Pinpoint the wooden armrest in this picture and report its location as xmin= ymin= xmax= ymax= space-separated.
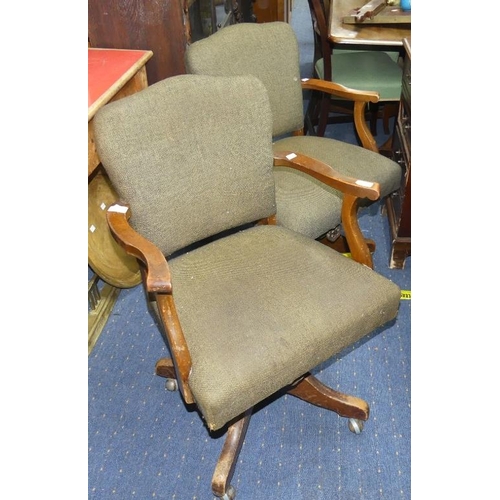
xmin=301 ymin=78 xmax=380 ymax=153
xmin=274 ymin=151 xmax=378 ymax=268
xmin=301 ymin=78 xmax=380 ymax=103
xmin=107 ymin=203 xmax=195 ymax=404
xmin=106 ymin=204 xmax=172 ymax=294
xmin=273 ymin=151 xmax=381 ymax=201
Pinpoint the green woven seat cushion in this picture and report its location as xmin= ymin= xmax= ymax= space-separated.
xmin=331 ymin=46 xmax=401 ymax=63
xmin=315 ymin=50 xmax=402 ymax=101
xmin=168 ymin=225 xmax=401 ymax=430
xmin=272 ymin=136 xmax=402 ymax=237
xmin=272 ymin=163 xmax=343 ymax=239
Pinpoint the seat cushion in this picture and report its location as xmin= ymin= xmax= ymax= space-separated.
xmin=272 ymin=164 xmax=344 ymax=239
xmin=168 ymin=225 xmax=401 ymax=430
xmin=315 ymin=50 xmax=402 ymax=101
xmin=272 ymin=136 xmax=402 ymax=238
xmin=330 ymin=46 xmax=401 ymax=64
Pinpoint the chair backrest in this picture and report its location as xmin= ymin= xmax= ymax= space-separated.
xmin=185 ymin=22 xmax=304 ymax=138
xmin=93 ymin=74 xmax=277 ymax=257
xmin=307 ymin=0 xmax=334 ymax=82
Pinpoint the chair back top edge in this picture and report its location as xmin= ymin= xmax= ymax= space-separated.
xmin=185 ymin=22 xmax=305 ymax=137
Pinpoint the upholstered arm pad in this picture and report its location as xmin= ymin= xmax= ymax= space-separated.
xmin=301 ymin=77 xmax=380 ymax=103
xmin=273 ymin=151 xmax=381 ymax=201
xmin=106 ymin=204 xmax=172 ymax=294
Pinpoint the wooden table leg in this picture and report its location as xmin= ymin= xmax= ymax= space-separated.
xmin=88 ymin=273 xmax=121 ymax=354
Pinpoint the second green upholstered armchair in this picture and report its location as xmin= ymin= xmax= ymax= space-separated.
xmin=184 ymin=21 xmax=402 ymax=268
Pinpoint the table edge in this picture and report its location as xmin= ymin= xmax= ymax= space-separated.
xmin=88 ymin=49 xmax=153 ymax=122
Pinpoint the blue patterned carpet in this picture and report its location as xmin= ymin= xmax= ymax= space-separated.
xmin=88 ymin=3 xmax=411 ymax=498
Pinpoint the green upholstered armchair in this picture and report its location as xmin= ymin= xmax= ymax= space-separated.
xmin=93 ymin=73 xmax=401 ymax=499
xmin=184 ymin=21 xmax=402 ymax=268
xmin=307 ymin=0 xmax=402 ymax=139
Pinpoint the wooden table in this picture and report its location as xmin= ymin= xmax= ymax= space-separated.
xmin=328 ymin=0 xmax=411 ymax=46
xmin=88 ymin=48 xmax=153 ymax=354
xmin=88 ymin=48 xmax=153 ymax=176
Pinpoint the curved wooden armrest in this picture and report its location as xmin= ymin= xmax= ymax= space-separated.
xmin=301 ymin=78 xmax=380 ymax=153
xmin=106 ymin=204 xmax=172 ymax=294
xmin=107 ymin=204 xmax=195 ymax=403
xmin=274 ymin=152 xmax=377 ymax=268
xmin=273 ymin=151 xmax=381 ymax=201
xmin=301 ymin=78 xmax=380 ymax=104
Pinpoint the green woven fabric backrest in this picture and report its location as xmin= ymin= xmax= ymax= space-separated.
xmin=93 ymin=74 xmax=276 ymax=257
xmin=185 ymin=22 xmax=305 ymax=138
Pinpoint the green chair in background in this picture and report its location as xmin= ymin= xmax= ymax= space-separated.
xmin=306 ymin=0 xmax=402 ymax=139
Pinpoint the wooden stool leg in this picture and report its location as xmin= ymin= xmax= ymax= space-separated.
xmin=212 ymin=409 xmax=252 ymax=498
xmin=288 ymin=373 xmax=369 ymax=421
xmin=383 ymin=105 xmax=391 ymax=134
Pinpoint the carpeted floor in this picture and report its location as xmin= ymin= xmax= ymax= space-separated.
xmin=88 ymin=2 xmax=411 ymax=499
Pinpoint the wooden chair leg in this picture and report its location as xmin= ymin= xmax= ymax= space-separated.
xmin=378 ymin=134 xmax=394 ymax=158
xmin=155 ymin=357 xmax=176 ymax=379
xmin=316 ymin=94 xmax=330 ymax=137
xmin=212 ymin=409 xmax=252 ymax=499
xmin=382 ymin=102 xmax=399 ymax=134
xmin=156 ymin=358 xmax=251 ymax=498
xmin=155 ymin=357 xmax=180 ymax=391
xmin=288 ymin=373 xmax=369 ymax=421
xmin=369 ymin=102 xmax=379 ymax=136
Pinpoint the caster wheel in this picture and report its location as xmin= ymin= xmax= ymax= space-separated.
xmin=165 ymin=378 xmax=178 ymax=391
xmin=348 ymin=418 xmax=364 ymax=435
xmin=219 ymin=484 xmax=236 ymax=500
xmin=326 ymin=225 xmax=341 ymax=242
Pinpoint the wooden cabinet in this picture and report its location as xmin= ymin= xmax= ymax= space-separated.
xmin=253 ymin=0 xmax=293 ymax=22
xmin=386 ymin=37 xmax=411 ymax=269
xmin=88 ymin=0 xmax=254 ymax=83
xmin=88 ymin=0 xmax=188 ymax=85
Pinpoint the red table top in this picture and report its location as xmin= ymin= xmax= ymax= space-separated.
xmin=88 ymin=48 xmax=153 ymax=120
